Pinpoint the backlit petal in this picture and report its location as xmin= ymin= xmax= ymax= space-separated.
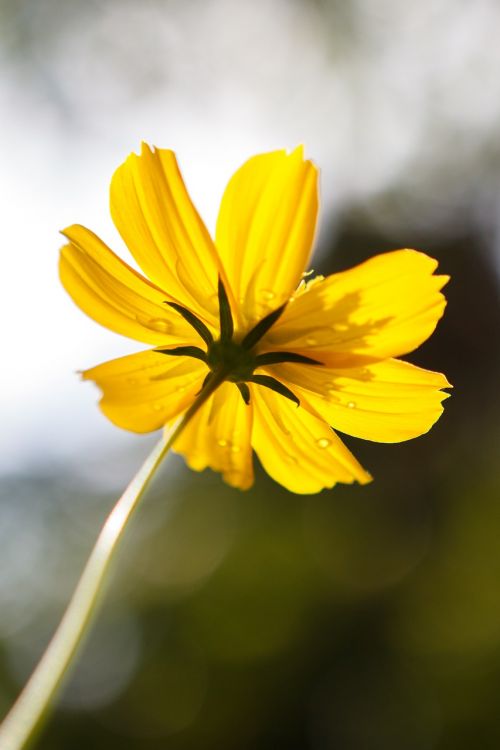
xmin=264 ymin=250 xmax=448 ymax=365
xmin=215 ymin=148 xmax=318 ymax=328
xmin=60 ymin=225 xmax=199 ymax=345
xmin=266 ymin=358 xmax=451 ymax=443
xmin=250 ymin=385 xmax=371 ymax=494
xmin=83 ymin=350 xmax=207 ymax=433
xmin=110 ymin=144 xmax=227 ymax=323
xmin=173 ymin=382 xmax=254 ymax=489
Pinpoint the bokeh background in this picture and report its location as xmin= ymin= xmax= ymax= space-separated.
xmin=1 ymin=0 xmax=500 ymax=747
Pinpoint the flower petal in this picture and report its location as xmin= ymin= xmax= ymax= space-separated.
xmin=173 ymin=382 xmax=254 ymax=489
xmin=83 ymin=350 xmax=207 ymax=433
xmin=215 ymin=148 xmax=318 ymax=327
xmin=264 ymin=250 xmax=448 ymax=365
xmin=266 ymin=358 xmax=451 ymax=443
xmin=110 ymin=144 xmax=227 ymax=322
xmin=250 ymin=385 xmax=371 ymax=494
xmin=60 ymin=225 xmax=200 ymax=345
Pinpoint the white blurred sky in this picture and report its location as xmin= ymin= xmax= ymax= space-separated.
xmin=1 ymin=0 xmax=500 ymax=474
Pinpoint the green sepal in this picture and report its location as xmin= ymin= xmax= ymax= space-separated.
xmin=196 ymin=371 xmax=213 ymax=395
xmin=156 ymin=346 xmax=208 ymax=363
xmin=241 ymin=303 xmax=287 ymax=350
xmin=236 ymin=382 xmax=251 ymax=405
xmin=166 ymin=302 xmax=213 ymax=346
xmin=254 ymin=351 xmax=322 ymax=367
xmin=218 ymin=277 xmax=234 ymax=342
xmin=249 ymin=374 xmax=300 ymax=407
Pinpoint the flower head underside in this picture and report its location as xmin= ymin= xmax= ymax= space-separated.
xmin=59 ymin=144 xmax=450 ymax=493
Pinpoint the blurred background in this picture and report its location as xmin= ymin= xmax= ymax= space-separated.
xmin=1 ymin=0 xmax=500 ymax=747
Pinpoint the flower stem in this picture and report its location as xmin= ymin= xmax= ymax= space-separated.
xmin=0 ymin=371 xmax=227 ymax=750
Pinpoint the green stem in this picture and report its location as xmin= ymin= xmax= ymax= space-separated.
xmin=0 ymin=371 xmax=227 ymax=750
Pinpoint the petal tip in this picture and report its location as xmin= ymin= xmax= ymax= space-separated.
xmin=290 ymin=143 xmax=305 ymax=159
xmin=359 ymin=474 xmax=373 ymax=486
xmin=60 ymin=224 xmax=81 ymax=241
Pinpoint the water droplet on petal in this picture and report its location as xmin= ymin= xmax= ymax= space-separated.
xmin=347 ymin=401 xmax=356 ymax=409
xmin=230 ymin=444 xmax=241 ymax=454
xmin=152 ymin=402 xmax=163 ymax=412
xmin=217 ymin=438 xmax=228 ymax=447
xmin=316 ymin=437 xmax=331 ymax=449
xmin=147 ymin=318 xmax=172 ymax=334
xmin=326 ymin=389 xmax=340 ymax=402
xmin=324 ymin=382 xmax=338 ymax=398
xmin=259 ymin=289 xmax=275 ymax=302
xmin=306 ymin=337 xmax=317 ymax=346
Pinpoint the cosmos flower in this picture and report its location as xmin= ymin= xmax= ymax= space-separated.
xmin=59 ymin=145 xmax=450 ymax=493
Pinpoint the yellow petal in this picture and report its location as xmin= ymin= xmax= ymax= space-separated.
xmin=250 ymin=385 xmax=371 ymax=494
xmin=60 ymin=225 xmax=200 ymax=345
xmin=215 ymin=147 xmax=318 ymax=328
xmin=173 ymin=382 xmax=254 ymax=489
xmin=264 ymin=250 xmax=448 ymax=365
xmin=83 ymin=350 xmax=207 ymax=433
xmin=266 ymin=358 xmax=451 ymax=443
xmin=110 ymin=144 xmax=227 ymax=323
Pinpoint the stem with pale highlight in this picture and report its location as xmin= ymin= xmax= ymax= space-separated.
xmin=0 ymin=371 xmax=227 ymax=750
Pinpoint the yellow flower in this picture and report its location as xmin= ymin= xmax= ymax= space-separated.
xmin=60 ymin=144 xmax=450 ymax=493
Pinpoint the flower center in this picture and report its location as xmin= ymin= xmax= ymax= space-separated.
xmin=159 ymin=277 xmax=322 ymax=407
xmin=207 ymin=339 xmax=256 ymax=382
